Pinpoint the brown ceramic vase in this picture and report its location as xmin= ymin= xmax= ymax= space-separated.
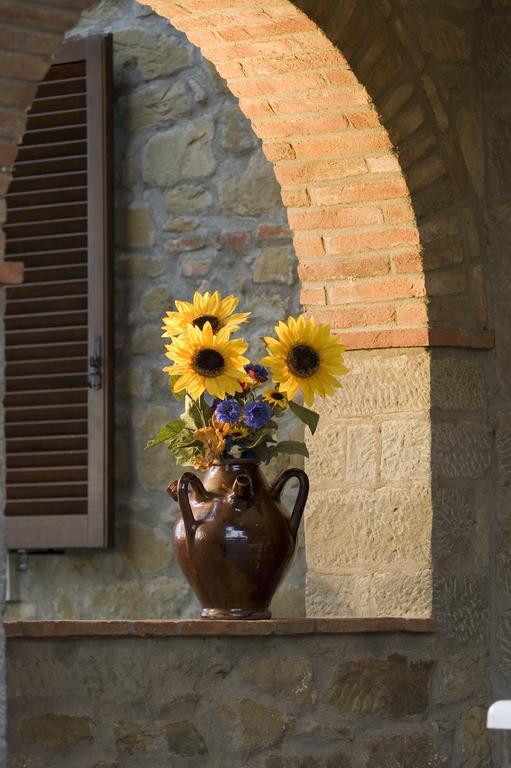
xmin=168 ymin=460 xmax=309 ymax=620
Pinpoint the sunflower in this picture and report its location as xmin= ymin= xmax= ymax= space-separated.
xmin=263 ymin=386 xmax=288 ymax=409
xmin=162 ymin=290 xmax=250 ymax=338
xmin=261 ymin=315 xmax=348 ymax=406
xmin=228 ymin=425 xmax=250 ymax=440
xmin=164 ymin=321 xmax=249 ymax=400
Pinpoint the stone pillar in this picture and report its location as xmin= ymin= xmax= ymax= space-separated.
xmin=305 ymin=347 xmax=432 ymax=617
xmin=305 ymin=347 xmax=491 ymax=626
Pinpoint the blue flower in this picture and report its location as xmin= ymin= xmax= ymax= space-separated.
xmin=244 ymin=363 xmax=269 ymax=383
xmin=243 ymin=400 xmax=272 ymax=429
xmin=215 ymin=398 xmax=241 ymax=425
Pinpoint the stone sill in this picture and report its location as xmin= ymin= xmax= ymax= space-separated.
xmin=5 ymin=617 xmax=436 ymax=639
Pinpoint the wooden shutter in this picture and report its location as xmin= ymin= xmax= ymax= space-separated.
xmin=3 ymin=36 xmax=113 ymax=549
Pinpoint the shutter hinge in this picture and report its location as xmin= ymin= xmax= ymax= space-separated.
xmin=88 ymin=335 xmax=102 ymax=390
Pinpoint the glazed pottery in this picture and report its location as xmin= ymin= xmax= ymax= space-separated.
xmin=168 ymin=460 xmax=309 ymax=619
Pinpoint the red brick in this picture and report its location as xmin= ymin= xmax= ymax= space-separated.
xmin=395 ymin=301 xmax=428 ymax=325
xmin=214 ymin=59 xmax=245 ymax=79
xmin=325 ymin=226 xmax=419 ymax=256
xmin=217 ymin=17 xmax=316 ymax=42
xmin=256 ymin=223 xmax=292 ymax=241
xmin=226 ymin=232 xmax=251 ymax=252
xmin=0 ymin=50 xmax=48 ymax=82
xmin=270 ymin=87 xmax=368 ymax=115
xmin=0 ymin=111 xmax=25 ymax=141
xmin=164 ymin=235 xmax=206 ymax=253
xmin=0 ymin=142 xmax=17 ymax=166
xmin=48 ymin=0 xmax=94 ymax=8
xmin=366 ymin=155 xmax=401 ymax=173
xmin=329 ymin=276 xmax=426 ymax=304
xmin=391 ymin=251 xmax=424 ymax=274
xmin=312 ymin=305 xmax=396 ymax=328
xmin=230 ymin=71 xmax=324 ymax=98
xmin=0 ymin=1 xmax=79 ymax=32
xmin=0 ymin=26 xmax=25 ymax=51
xmin=203 ymin=37 xmax=308 ymax=62
xmin=253 ymin=112 xmax=349 ymax=139
xmin=0 ymin=259 xmax=23 ymax=284
xmin=292 ymin=130 xmax=391 ymax=160
xmin=421 ymin=241 xmax=464 ymax=271
xmin=293 ymin=234 xmax=325 ymax=259
xmin=288 ymin=205 xmax=382 ymax=232
xmin=427 ymin=327 xmax=466 ymax=347
xmin=340 ymin=328 xmax=430 ymax=350
xmin=178 ymin=9 xmax=269 ymax=32
xmin=275 ymin=158 xmax=367 ymax=185
xmin=182 ymin=30 xmax=219 ymax=47
xmin=0 ymin=78 xmax=37 ymax=109
xmin=347 ymin=110 xmax=381 ymax=130
xmin=262 ymin=141 xmax=295 ymax=162
xmin=429 ymin=298 xmax=469 ymax=324
xmin=239 ymin=98 xmax=274 ymax=119
xmin=383 ymin=202 xmax=414 ymax=224
xmin=298 ymin=255 xmax=390 ymax=281
xmin=300 ymin=287 xmax=327 ymax=306
xmin=465 ymin=329 xmax=494 ymax=349
xmin=281 ymin=188 xmax=309 ymax=208
xmin=309 ymin=179 xmax=408 ymax=206
xmin=242 ymin=50 xmax=343 ymax=77
xmin=321 ymin=68 xmax=360 ymax=88
xmin=0 ymin=172 xmax=12 ymax=194
xmin=427 ymin=270 xmax=466 ymax=297
xmin=24 ymin=30 xmax=66 ymax=56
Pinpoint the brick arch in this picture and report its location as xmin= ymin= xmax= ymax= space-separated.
xmin=0 ymin=0 xmax=491 ymax=351
xmin=146 ymin=0 xmax=491 ymax=350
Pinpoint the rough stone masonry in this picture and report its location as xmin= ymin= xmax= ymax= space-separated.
xmin=4 ymin=0 xmax=304 ymax=622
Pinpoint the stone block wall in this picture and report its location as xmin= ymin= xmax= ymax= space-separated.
xmin=305 ymin=348 xmax=432 ymax=617
xmin=5 ymin=0 xmax=303 ymax=621
xmin=5 ymin=628 xmax=494 ymax=768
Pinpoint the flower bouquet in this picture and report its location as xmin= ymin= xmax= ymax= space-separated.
xmin=146 ymin=290 xmax=348 ymax=620
xmin=147 ymin=290 xmax=348 ymax=467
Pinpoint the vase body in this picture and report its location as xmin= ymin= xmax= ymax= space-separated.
xmin=171 ymin=461 xmax=309 ymax=619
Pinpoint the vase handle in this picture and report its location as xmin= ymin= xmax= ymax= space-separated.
xmin=270 ymin=468 xmax=309 ymax=540
xmin=177 ymin=472 xmax=208 ymax=539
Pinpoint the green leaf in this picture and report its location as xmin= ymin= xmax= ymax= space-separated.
xmin=182 ymin=394 xmax=212 ymax=430
xmin=145 ymin=419 xmax=185 ymax=449
xmin=288 ymin=400 xmax=319 ymax=435
xmin=173 ymin=443 xmax=202 ymax=467
xmin=245 ymin=426 xmax=277 ymax=449
xmin=274 ymin=440 xmax=309 ymax=458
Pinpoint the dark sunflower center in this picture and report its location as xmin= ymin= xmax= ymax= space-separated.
xmin=192 ymin=314 xmax=222 ymax=332
xmin=272 ymin=392 xmax=285 ymax=401
xmin=192 ymin=348 xmax=225 ymax=377
xmin=287 ymin=344 xmax=320 ymax=378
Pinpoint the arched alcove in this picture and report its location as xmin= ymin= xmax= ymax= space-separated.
xmin=0 ymin=0 xmax=494 ymax=628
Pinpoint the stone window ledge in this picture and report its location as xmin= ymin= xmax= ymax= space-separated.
xmin=5 ymin=618 xmax=436 ymax=639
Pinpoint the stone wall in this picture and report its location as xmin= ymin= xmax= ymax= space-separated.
xmin=481 ymin=3 xmax=511 ymax=766
xmin=5 ymin=626 xmax=494 ymax=768
xmin=5 ymin=0 xmax=302 ymax=621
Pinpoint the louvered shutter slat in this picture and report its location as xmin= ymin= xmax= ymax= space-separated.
xmin=5 ymin=36 xmax=113 ymax=546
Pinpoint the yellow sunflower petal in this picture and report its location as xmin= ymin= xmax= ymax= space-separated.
xmin=262 ymin=313 xmax=348 ymax=404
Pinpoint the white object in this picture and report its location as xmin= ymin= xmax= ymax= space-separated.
xmin=487 ymin=701 xmax=511 ymax=729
